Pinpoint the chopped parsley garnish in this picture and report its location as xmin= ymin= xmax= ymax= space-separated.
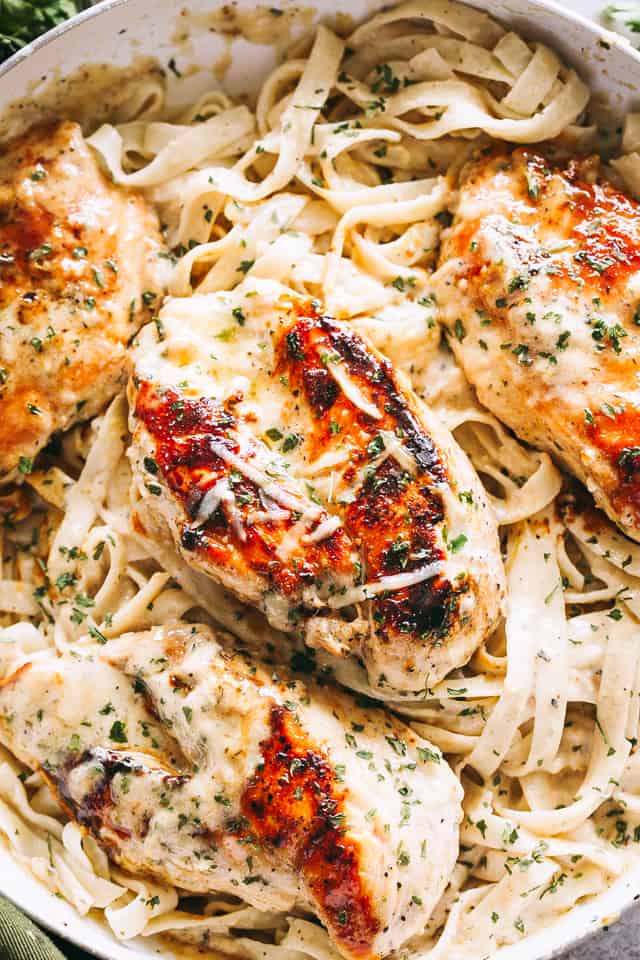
xmin=372 ymin=62 xmax=400 ymax=94
xmin=387 ymin=537 xmax=409 ymax=568
xmin=391 ymin=275 xmax=416 ymax=292
xmin=88 ymin=624 xmax=107 ymax=644
xmin=448 ymin=533 xmax=468 ymax=553
xmin=109 ymin=720 xmax=127 ymax=743
xmin=367 ymin=434 xmax=385 ymax=458
xmin=366 ymin=97 xmax=387 ymax=115
xmin=385 ymin=735 xmax=407 ymax=756
xmin=512 ymin=343 xmax=531 ymax=365
xmin=28 ymin=243 xmax=53 ymax=262
xmin=453 ymin=318 xmax=466 ymax=342
xmin=526 ymin=171 xmax=540 ymax=199
xmin=286 ymin=330 xmax=305 ymax=361
xmin=590 ymin=318 xmax=627 ymax=354
xmin=618 ymin=446 xmax=640 ymax=475
xmin=507 ymin=273 xmax=529 ymax=293
xmin=282 ymin=433 xmax=301 ymax=453
xmin=55 ymin=572 xmax=77 ymax=591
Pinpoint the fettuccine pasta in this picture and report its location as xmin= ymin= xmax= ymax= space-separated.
xmin=1 ymin=2 xmax=639 ymax=958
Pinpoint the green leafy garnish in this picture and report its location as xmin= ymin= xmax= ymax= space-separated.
xmin=0 ymin=1 xmax=89 ymax=61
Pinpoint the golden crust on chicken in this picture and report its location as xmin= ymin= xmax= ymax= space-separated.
xmin=0 ymin=121 xmax=166 ymax=476
xmin=0 ymin=623 xmax=462 ymax=960
xmin=436 ymin=146 xmax=640 ymax=541
xmin=129 ymin=279 xmax=505 ymax=694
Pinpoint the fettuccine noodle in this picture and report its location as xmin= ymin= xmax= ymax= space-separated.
xmin=1 ymin=2 xmax=639 ymax=958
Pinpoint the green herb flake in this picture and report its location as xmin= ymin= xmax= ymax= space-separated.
xmin=109 ymin=720 xmax=127 ymax=744
xmin=385 ymin=735 xmax=407 ymax=756
xmin=453 ymin=318 xmax=466 ymax=342
xmin=88 ymin=624 xmax=107 ymax=644
xmin=282 ymin=433 xmax=301 ymax=453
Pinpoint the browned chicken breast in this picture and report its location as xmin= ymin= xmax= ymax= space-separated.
xmin=0 ymin=623 xmax=462 ymax=960
xmin=0 ymin=121 xmax=166 ymax=477
xmin=129 ymin=279 xmax=505 ymax=695
xmin=435 ymin=146 xmax=640 ymax=541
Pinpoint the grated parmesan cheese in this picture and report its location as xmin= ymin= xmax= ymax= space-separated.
xmin=328 ymin=362 xmax=382 ymax=421
xmin=327 ymin=562 xmax=444 ymax=608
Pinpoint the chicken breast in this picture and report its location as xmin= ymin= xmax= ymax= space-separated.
xmin=0 ymin=121 xmax=166 ymax=477
xmin=129 ymin=279 xmax=505 ymax=695
xmin=0 ymin=623 xmax=462 ymax=960
xmin=435 ymin=146 xmax=640 ymax=541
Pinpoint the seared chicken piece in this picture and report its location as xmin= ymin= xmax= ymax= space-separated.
xmin=436 ymin=147 xmax=640 ymax=541
xmin=0 ymin=624 xmax=462 ymax=960
xmin=0 ymin=121 xmax=166 ymax=476
xmin=129 ymin=279 xmax=505 ymax=694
